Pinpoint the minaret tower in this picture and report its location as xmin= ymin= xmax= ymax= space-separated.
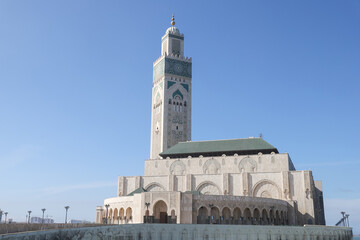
xmin=150 ymin=16 xmax=192 ymax=159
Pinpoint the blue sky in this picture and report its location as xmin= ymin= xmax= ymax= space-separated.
xmin=0 ymin=0 xmax=359 ymax=233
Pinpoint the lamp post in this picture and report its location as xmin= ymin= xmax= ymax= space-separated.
xmin=345 ymin=214 xmax=350 ymax=227
xmin=209 ymin=204 xmax=214 ymax=224
xmin=4 ymin=212 xmax=8 ymax=224
xmin=145 ymin=202 xmax=150 ymax=223
xmin=41 ymin=209 xmax=46 ymax=224
xmin=64 ymin=206 xmax=70 ymax=224
xmin=28 ymin=211 xmax=32 ymax=224
xmin=341 ymin=212 xmax=346 ymax=226
xmin=104 ymin=204 xmax=110 ymax=224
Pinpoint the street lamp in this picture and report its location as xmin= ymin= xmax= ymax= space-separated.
xmin=104 ymin=204 xmax=110 ymax=224
xmin=41 ymin=209 xmax=46 ymax=224
xmin=4 ymin=212 xmax=8 ymax=224
xmin=341 ymin=212 xmax=346 ymax=227
xmin=28 ymin=211 xmax=32 ymax=224
xmin=209 ymin=204 xmax=214 ymax=224
xmin=65 ymin=206 xmax=70 ymax=224
xmin=145 ymin=202 xmax=150 ymax=223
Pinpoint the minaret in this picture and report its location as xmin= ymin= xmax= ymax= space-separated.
xmin=150 ymin=15 xmax=192 ymax=159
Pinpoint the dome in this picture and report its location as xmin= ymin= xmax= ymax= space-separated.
xmin=166 ymin=26 xmax=180 ymax=35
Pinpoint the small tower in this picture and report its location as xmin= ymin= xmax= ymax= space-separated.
xmin=150 ymin=15 xmax=192 ymax=159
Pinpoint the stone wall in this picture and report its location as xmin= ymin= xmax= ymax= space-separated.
xmin=144 ymin=153 xmax=293 ymax=177
xmin=0 ymin=224 xmax=352 ymax=240
xmin=0 ymin=223 xmax=102 ymax=235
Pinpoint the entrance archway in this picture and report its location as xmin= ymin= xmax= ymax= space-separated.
xmin=125 ymin=207 xmax=132 ymax=223
xmin=153 ymin=200 xmax=168 ymax=223
xmin=222 ymin=207 xmax=231 ymax=224
xmin=233 ymin=207 xmax=241 ymax=224
xmin=197 ymin=206 xmax=208 ymax=224
xmin=210 ymin=207 xmax=220 ymax=224
xmin=243 ymin=208 xmax=251 ymax=225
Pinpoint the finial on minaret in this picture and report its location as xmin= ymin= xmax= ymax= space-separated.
xmin=171 ymin=14 xmax=175 ymax=26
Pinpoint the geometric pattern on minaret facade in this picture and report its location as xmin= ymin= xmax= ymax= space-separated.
xmin=150 ymin=18 xmax=192 ymax=159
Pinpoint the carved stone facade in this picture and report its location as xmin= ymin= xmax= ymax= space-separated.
xmin=99 ymin=150 xmax=325 ymax=226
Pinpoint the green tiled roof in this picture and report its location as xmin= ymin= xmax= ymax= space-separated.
xmin=127 ymin=187 xmax=147 ymax=196
xmin=160 ymin=138 xmax=278 ymax=158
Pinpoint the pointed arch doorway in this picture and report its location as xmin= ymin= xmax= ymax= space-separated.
xmin=153 ymin=200 xmax=168 ymax=223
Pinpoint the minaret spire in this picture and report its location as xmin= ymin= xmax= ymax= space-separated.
xmin=150 ymin=18 xmax=192 ymax=159
xmin=171 ymin=14 xmax=175 ymax=26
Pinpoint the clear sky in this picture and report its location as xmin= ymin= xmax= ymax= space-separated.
xmin=0 ymin=0 xmax=359 ymax=233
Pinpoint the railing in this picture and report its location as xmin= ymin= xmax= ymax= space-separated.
xmin=143 ymin=216 xmax=177 ymax=224
xmin=197 ymin=216 xmax=288 ymax=225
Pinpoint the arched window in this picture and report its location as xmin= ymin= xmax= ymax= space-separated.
xmin=184 ymin=101 xmax=187 ymax=107
xmin=169 ymin=99 xmax=172 ymax=104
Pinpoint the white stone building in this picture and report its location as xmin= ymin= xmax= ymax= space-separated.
xmin=96 ymin=16 xmax=325 ymax=227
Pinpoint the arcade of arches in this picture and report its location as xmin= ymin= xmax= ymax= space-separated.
xmin=102 ymin=200 xmax=287 ymax=226
xmin=103 ymin=207 xmax=133 ymax=224
xmin=197 ymin=205 xmax=287 ymax=225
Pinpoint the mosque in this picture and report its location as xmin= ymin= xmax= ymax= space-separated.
xmin=96 ymin=16 xmax=326 ymax=227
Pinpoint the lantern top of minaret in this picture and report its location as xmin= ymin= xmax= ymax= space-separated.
xmin=171 ymin=14 xmax=175 ymax=26
xmin=166 ymin=14 xmax=181 ymax=35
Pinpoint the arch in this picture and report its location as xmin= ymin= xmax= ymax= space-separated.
xmin=275 ymin=210 xmax=280 ymax=225
xmin=269 ymin=208 xmax=275 ymax=225
xmin=203 ymin=158 xmax=221 ymax=174
xmin=210 ymin=207 xmax=220 ymax=224
xmin=262 ymin=209 xmax=269 ymax=225
xmin=171 ymin=209 xmax=176 ymax=219
xmin=243 ymin=208 xmax=251 ymax=225
xmin=169 ymin=160 xmax=186 ymax=175
xmin=233 ymin=207 xmax=242 ymax=224
xmin=253 ymin=208 xmax=260 ymax=225
xmin=252 ymin=179 xmax=281 ymax=199
xmin=238 ymin=157 xmax=257 ymax=172
xmin=196 ymin=181 xmax=221 ymax=195
xmin=145 ymin=182 xmax=166 ymax=192
xmin=197 ymin=206 xmax=208 ymax=224
xmin=172 ymin=89 xmax=184 ymax=100
xmin=114 ymin=208 xmax=118 ymax=224
xmin=222 ymin=207 xmax=231 ymax=224
xmin=126 ymin=207 xmax=132 ymax=223
xmin=153 ymin=200 xmax=168 ymax=223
